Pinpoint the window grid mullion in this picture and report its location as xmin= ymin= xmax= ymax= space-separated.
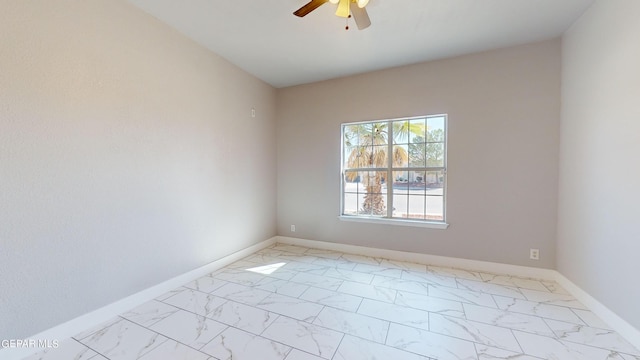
xmin=387 ymin=120 xmax=393 ymax=219
xmin=390 ymin=167 xmax=445 ymax=172
xmin=345 ymin=167 xmax=388 ymax=172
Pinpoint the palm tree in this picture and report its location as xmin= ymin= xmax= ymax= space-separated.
xmin=344 ymin=121 xmax=424 ymax=215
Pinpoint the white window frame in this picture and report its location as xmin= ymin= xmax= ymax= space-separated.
xmin=339 ymin=115 xmax=449 ymax=229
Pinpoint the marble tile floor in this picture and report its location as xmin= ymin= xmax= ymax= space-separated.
xmin=25 ymin=243 xmax=640 ymax=360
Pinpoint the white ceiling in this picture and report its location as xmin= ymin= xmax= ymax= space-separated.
xmin=127 ymin=0 xmax=594 ymax=88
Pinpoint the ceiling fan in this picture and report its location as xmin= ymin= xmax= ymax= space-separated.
xmin=293 ymin=0 xmax=372 ymax=30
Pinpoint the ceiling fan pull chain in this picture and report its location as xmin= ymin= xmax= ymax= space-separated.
xmin=346 ymin=14 xmax=351 ymax=30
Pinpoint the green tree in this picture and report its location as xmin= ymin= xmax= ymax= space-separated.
xmin=408 ymin=129 xmax=444 ymax=183
xmin=408 ymin=135 xmax=426 ymax=168
xmin=426 ymin=129 xmax=444 ymax=168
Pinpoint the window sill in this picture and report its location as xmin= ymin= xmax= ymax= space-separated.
xmin=338 ymin=216 xmax=449 ymax=229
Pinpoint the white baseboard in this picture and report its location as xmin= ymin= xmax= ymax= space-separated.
xmin=554 ymin=273 xmax=640 ymax=352
xmin=0 ymin=237 xmax=276 ymax=360
xmin=276 ymin=236 xmax=557 ymax=280
xmin=277 ymin=236 xmax=640 ymax=352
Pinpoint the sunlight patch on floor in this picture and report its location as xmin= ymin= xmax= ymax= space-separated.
xmin=245 ymin=262 xmax=286 ymax=275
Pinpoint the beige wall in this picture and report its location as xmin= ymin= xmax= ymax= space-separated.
xmin=277 ymin=40 xmax=561 ymax=268
xmin=0 ymin=0 xmax=276 ymax=338
xmin=558 ymin=0 xmax=640 ymax=329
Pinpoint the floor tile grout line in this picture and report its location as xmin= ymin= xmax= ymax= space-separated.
xmin=472 ymin=341 xmax=481 ymax=359
xmin=569 ymin=307 xmax=593 ymax=327
xmin=327 ymin=333 xmax=346 ymax=360
xmin=71 ymin=337 xmax=108 ymax=360
xmin=195 ymin=315 xmax=306 ymax=359
xmin=425 ymin=314 xmax=528 ymax=354
xmin=438 ymin=304 xmax=582 ymax=340
xmin=122 ymin=299 xmax=185 ymax=329
xmin=508 ymin=327 xmax=525 ymax=354
xmin=121 ymin=306 xmax=307 ymax=360
xmin=489 ymin=294 xmax=593 ymax=318
xmin=539 ymin=315 xmax=561 ymax=338
xmin=258 ymin=314 xmax=281 ymax=336
xmin=503 ymin=320 xmax=636 ymax=358
xmin=354 ymin=296 xmax=364 ymax=313
xmin=156 ymin=294 xmax=287 ymax=337
xmin=136 ymin=328 xmax=215 ymax=360
xmin=124 ymin=309 xmax=230 ymax=352
xmin=461 ymin=300 xmax=555 ymax=324
xmin=515 ymin=326 xmax=640 ymax=358
xmin=489 ymin=292 xmax=500 ymax=309
xmin=83 ymin=317 xmax=171 ymax=360
xmin=385 ymin=324 xmax=458 ymax=360
xmin=260 ymin=313 xmax=346 ymax=358
xmin=383 ymin=321 xmax=391 ymax=345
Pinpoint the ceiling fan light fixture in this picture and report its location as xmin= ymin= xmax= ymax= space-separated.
xmin=336 ymin=0 xmax=350 ymax=18
xmin=293 ymin=0 xmax=371 ymax=30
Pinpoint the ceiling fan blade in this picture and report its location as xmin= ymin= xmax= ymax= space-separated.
xmin=350 ymin=2 xmax=371 ymax=30
xmin=293 ymin=0 xmax=329 ymax=17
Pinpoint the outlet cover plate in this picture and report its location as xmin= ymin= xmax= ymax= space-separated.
xmin=530 ymin=248 xmax=540 ymax=260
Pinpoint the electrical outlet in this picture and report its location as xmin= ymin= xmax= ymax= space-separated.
xmin=530 ymin=248 xmax=540 ymax=260
xmin=290 ymin=225 xmax=296 ymax=232
xmin=251 ymin=108 xmax=256 ymax=118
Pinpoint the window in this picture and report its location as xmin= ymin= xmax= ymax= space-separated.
xmin=341 ymin=115 xmax=447 ymax=226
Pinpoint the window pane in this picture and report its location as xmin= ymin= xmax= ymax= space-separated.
xmin=408 ymin=141 xmax=425 ymax=167
xmin=345 ymin=171 xmax=387 ymax=216
xmin=407 ymin=195 xmax=426 ymax=220
xmin=344 ymin=125 xmax=361 ymax=147
xmin=425 ymin=170 xmax=445 ymax=194
xmin=392 ymin=171 xmax=409 ymax=194
xmin=343 ymin=193 xmax=358 ymax=215
xmin=426 ymin=187 xmax=444 ymax=196
xmin=392 ymin=193 xmax=409 ymax=218
xmin=408 ymin=171 xmax=427 ymax=194
xmin=344 ymin=145 xmax=366 ymax=169
xmin=367 ymin=122 xmax=388 ymax=146
xmin=426 ymin=143 xmax=445 ymax=167
xmin=344 ymin=170 xmax=362 ymax=187
xmin=409 ymin=118 xmax=426 ymax=144
xmin=367 ymin=145 xmax=387 ymax=168
xmin=392 ymin=145 xmax=408 ymax=167
xmin=426 ymin=195 xmax=444 ymax=221
xmin=393 ymin=120 xmax=409 ymax=144
xmin=361 ymin=192 xmax=387 ymax=216
xmin=344 ymin=171 xmax=387 ymax=216
xmin=427 ymin=116 xmax=445 ymax=142
xmin=427 ymin=129 xmax=445 ymax=143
